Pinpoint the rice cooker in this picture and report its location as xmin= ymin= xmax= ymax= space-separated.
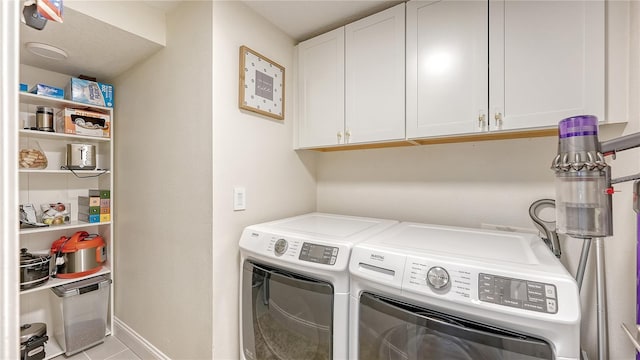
xmin=19 ymin=248 xmax=51 ymax=290
xmin=51 ymin=231 xmax=106 ymax=279
xmin=20 ymin=323 xmax=48 ymax=360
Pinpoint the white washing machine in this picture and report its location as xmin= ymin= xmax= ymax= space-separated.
xmin=239 ymin=212 xmax=398 ymax=360
xmin=349 ymin=222 xmax=581 ymax=360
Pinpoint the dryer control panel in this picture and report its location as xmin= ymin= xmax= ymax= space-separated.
xmin=299 ymin=242 xmax=339 ymax=265
xmin=478 ymin=273 xmax=558 ymax=314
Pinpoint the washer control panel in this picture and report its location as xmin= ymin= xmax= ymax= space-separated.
xmin=299 ymin=242 xmax=339 ymax=265
xmin=273 ymin=238 xmax=288 ymax=256
xmin=478 ymin=273 xmax=558 ymax=314
xmin=405 ymin=260 xmax=472 ymax=300
xmin=265 ymin=236 xmax=300 ymax=259
xmin=426 ymin=266 xmax=450 ymax=290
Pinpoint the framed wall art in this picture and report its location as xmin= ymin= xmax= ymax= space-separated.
xmin=239 ymin=45 xmax=285 ymax=120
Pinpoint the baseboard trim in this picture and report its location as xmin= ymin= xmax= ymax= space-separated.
xmin=114 ymin=317 xmax=170 ymax=360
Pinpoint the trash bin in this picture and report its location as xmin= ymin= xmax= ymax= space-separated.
xmin=50 ymin=275 xmax=111 ymax=356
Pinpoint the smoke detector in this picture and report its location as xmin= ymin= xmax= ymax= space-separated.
xmin=25 ymin=42 xmax=68 ymax=61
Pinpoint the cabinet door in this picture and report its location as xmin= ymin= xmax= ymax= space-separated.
xmin=345 ymin=3 xmax=405 ymax=144
xmin=407 ymin=0 xmax=488 ymax=139
xmin=297 ymin=28 xmax=345 ymax=148
xmin=489 ymin=0 xmax=604 ymax=131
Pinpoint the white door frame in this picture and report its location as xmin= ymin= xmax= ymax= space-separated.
xmin=0 ymin=0 xmax=20 ymax=358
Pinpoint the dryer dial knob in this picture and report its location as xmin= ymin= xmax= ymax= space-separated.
xmin=274 ymin=238 xmax=288 ymax=256
xmin=427 ymin=266 xmax=450 ymax=290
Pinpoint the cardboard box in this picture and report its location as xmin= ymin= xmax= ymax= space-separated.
xmin=78 ymin=213 xmax=100 ymax=223
xmin=56 ymin=108 xmax=110 ymax=138
xmin=89 ymin=190 xmax=111 ymax=199
xmin=66 ymin=78 xmax=114 ymax=108
xmin=78 ymin=205 xmax=100 ymax=215
xmin=78 ymin=196 xmax=100 ymax=207
xmin=29 ymin=84 xmax=64 ymax=99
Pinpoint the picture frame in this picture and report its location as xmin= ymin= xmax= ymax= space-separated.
xmin=239 ymin=45 xmax=285 ymax=120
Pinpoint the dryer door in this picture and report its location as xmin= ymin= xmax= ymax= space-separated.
xmin=242 ymin=261 xmax=334 ymax=360
xmin=358 ymin=292 xmax=553 ymax=360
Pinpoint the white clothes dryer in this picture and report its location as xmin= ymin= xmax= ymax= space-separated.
xmin=349 ymin=222 xmax=581 ymax=360
xmin=239 ymin=212 xmax=398 ymax=360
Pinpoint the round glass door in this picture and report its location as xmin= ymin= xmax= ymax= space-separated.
xmin=242 ymin=261 xmax=333 ymax=360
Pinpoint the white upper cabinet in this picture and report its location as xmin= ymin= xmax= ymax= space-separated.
xmin=296 ymin=3 xmax=405 ymax=149
xmin=407 ymin=0 xmax=604 ymax=139
xmin=345 ymin=3 xmax=405 ymax=144
xmin=297 ymin=28 xmax=345 ymax=148
xmin=489 ymin=0 xmax=605 ymax=131
xmin=406 ymin=0 xmax=488 ymax=138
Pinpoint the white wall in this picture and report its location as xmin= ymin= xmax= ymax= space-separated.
xmin=316 ymin=129 xmax=635 ymax=359
xmin=112 ymin=2 xmax=213 ymax=358
xmin=315 ymin=2 xmax=640 ymax=359
xmin=89 ymin=1 xmax=316 ymax=358
xmin=211 ymin=1 xmax=317 ymax=359
xmin=65 ymin=0 xmax=167 ymax=46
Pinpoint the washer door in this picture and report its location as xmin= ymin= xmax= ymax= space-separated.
xmin=359 ymin=292 xmax=553 ymax=360
xmin=242 ymin=261 xmax=333 ymax=360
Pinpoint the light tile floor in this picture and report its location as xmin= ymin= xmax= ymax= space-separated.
xmin=54 ymin=335 xmax=141 ymax=360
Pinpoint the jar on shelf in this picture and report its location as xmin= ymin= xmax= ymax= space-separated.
xmin=36 ymin=106 xmax=54 ymax=132
xmin=19 ymin=138 xmax=48 ymax=169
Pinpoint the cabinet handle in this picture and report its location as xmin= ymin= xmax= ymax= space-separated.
xmin=494 ymin=112 xmax=503 ymax=126
xmin=345 ymin=129 xmax=351 ymax=143
xmin=478 ymin=114 xmax=486 ymax=129
xmin=337 ymin=131 xmax=343 ymax=143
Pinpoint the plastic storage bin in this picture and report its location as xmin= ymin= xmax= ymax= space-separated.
xmin=50 ymin=275 xmax=111 ymax=355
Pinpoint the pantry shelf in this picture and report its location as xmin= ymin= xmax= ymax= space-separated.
xmin=43 ymin=337 xmax=64 ymax=360
xmin=20 ymin=92 xmax=111 ymax=112
xmin=39 ymin=327 xmax=112 ymax=360
xmin=20 ymin=221 xmax=111 ymax=235
xmin=18 ymin=169 xmax=111 ymax=175
xmin=19 ymin=129 xmax=111 ymax=143
xmin=20 ymin=267 xmax=112 ymax=296
xmin=19 ymin=169 xmax=111 ymax=175
xmin=18 ymin=23 xmax=115 ymax=360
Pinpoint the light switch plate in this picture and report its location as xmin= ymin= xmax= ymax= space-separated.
xmin=234 ymin=187 xmax=246 ymax=211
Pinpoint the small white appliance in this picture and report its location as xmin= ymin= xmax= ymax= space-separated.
xmin=349 ymin=222 xmax=581 ymax=360
xmin=239 ymin=212 xmax=398 ymax=360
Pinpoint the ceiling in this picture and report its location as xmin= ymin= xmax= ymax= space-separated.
xmin=19 ymin=0 xmax=403 ymax=81
xmin=241 ymin=0 xmax=404 ymax=42
xmin=19 ymin=5 xmax=165 ymax=82
xmin=141 ymin=0 xmax=404 ymax=42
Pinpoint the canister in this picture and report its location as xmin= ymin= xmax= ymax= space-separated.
xmin=51 ymin=275 xmax=111 ymax=355
xmin=36 ymin=106 xmax=54 ymax=132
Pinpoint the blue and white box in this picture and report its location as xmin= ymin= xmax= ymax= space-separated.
xmin=66 ymin=78 xmax=114 ymax=108
xmin=29 ymin=83 xmax=64 ymax=99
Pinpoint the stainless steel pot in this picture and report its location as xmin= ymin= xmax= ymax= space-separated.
xmin=20 ymin=249 xmax=51 ymax=290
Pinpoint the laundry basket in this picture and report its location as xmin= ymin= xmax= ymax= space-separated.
xmin=50 ymin=275 xmax=111 ymax=356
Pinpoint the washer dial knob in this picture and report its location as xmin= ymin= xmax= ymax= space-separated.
xmin=274 ymin=238 xmax=288 ymax=256
xmin=427 ymin=266 xmax=450 ymax=290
